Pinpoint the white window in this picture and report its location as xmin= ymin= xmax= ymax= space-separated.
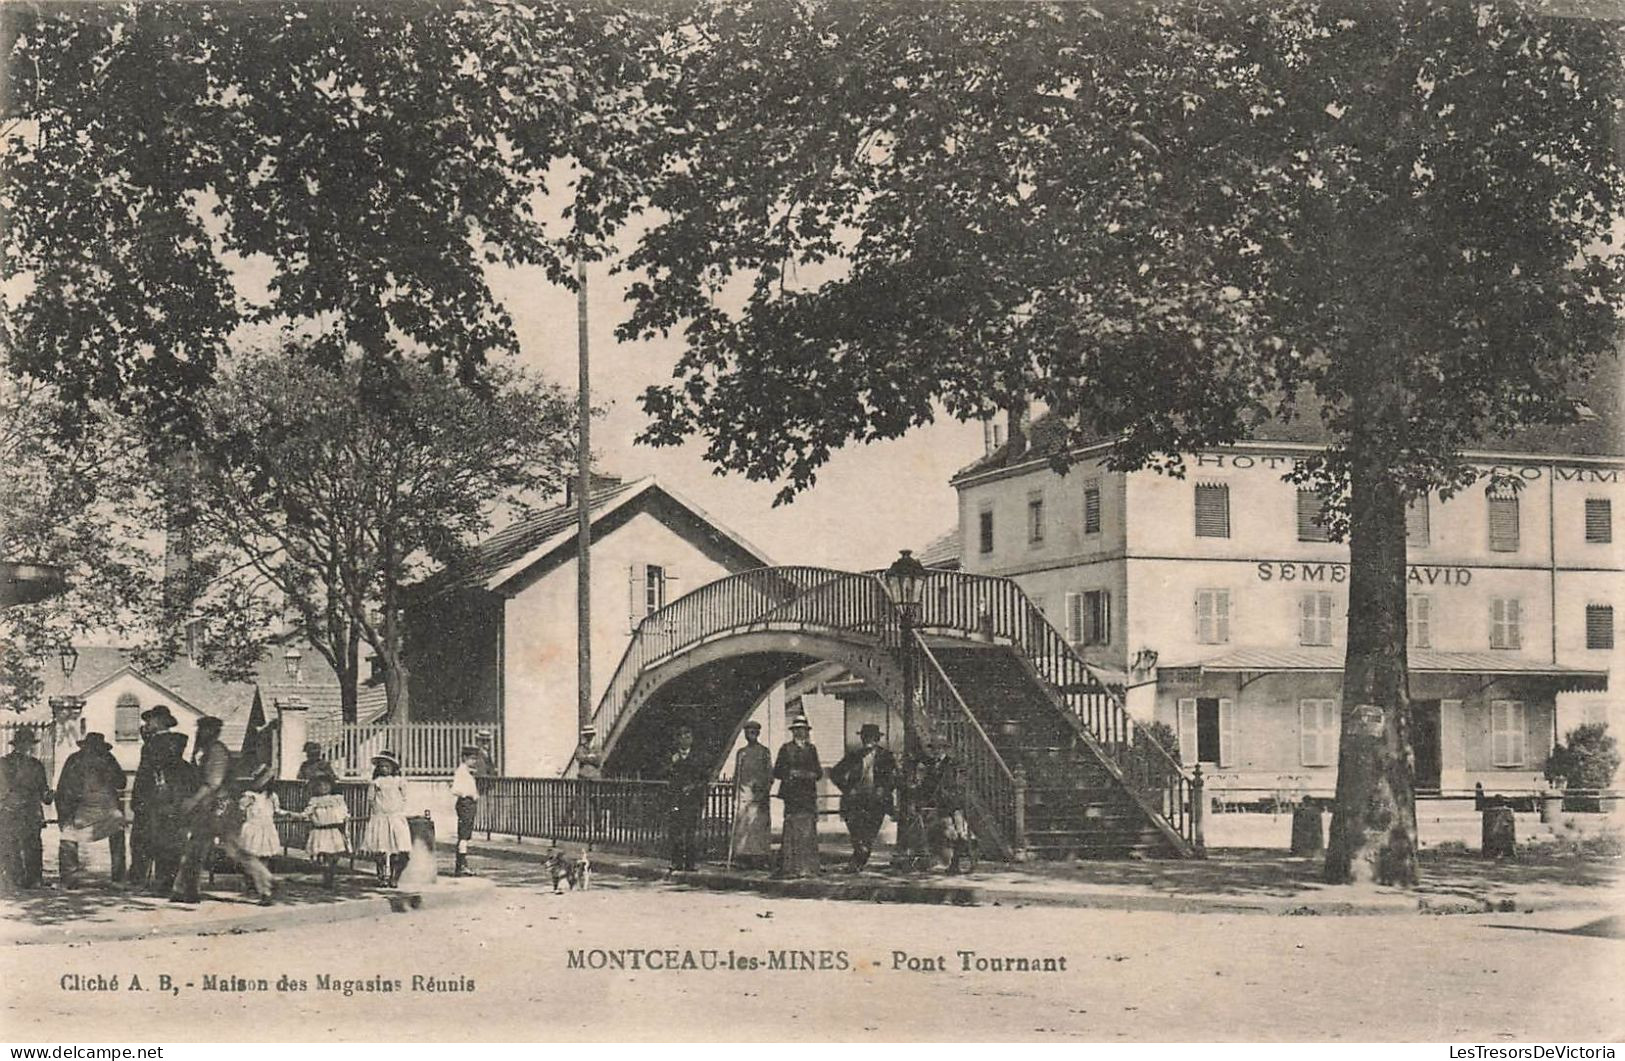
xmin=1082 ymin=481 xmax=1102 ymax=536
xmin=1299 ymin=699 xmax=1339 ymax=767
xmin=1194 ymin=483 xmax=1230 ymax=538
xmin=1195 ymin=589 xmax=1231 ymax=644
xmin=1178 ymin=696 xmax=1233 ymax=766
xmin=1490 ymin=699 xmax=1526 ymax=767
xmin=1027 ymin=491 xmax=1045 ymax=545
xmin=1489 ymin=597 xmax=1522 ymax=650
xmin=1298 ymin=592 xmax=1334 ymax=646
xmin=1408 ymin=594 xmax=1432 ymax=649
xmin=114 ymin=693 xmax=142 ymax=743
xmin=629 ymin=563 xmax=674 ymax=629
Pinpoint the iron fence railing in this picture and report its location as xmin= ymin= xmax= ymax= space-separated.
xmin=473 ymin=776 xmax=735 ymax=859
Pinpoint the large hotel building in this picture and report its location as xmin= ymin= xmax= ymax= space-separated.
xmin=935 ymin=385 xmax=1622 ymax=799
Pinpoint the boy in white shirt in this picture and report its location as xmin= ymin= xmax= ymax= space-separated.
xmin=450 ymin=746 xmax=482 ymax=877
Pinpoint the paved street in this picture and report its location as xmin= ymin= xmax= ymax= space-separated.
xmin=3 ymin=852 xmax=1622 ymax=1043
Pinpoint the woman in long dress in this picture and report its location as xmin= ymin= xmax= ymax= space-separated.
xmin=360 ymin=752 xmax=412 ymax=886
xmin=730 ymin=721 xmax=773 ymax=870
xmin=772 ymin=715 xmax=822 ymax=878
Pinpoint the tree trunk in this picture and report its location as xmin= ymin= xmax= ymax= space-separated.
xmin=339 ymin=624 xmax=360 ymax=724
xmin=1324 ymin=455 xmax=1419 ymax=885
xmin=382 ymin=653 xmax=411 ymax=726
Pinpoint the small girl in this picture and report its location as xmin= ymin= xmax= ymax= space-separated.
xmin=360 ymin=751 xmax=412 ymax=886
xmin=301 ymin=776 xmax=350 ymax=890
xmin=237 ymin=785 xmax=283 ymax=861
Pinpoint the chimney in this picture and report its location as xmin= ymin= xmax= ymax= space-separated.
xmin=1006 ymin=401 xmax=1030 ymax=460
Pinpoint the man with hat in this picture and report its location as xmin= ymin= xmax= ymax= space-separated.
xmin=449 ymin=744 xmax=483 ymax=877
xmin=573 ymin=727 xmax=602 ymax=781
xmin=0 ymin=728 xmax=52 ymax=890
xmin=172 ymin=715 xmax=275 ymax=903
xmin=772 ymin=714 xmax=823 ymax=878
xmin=729 ymin=719 xmax=773 ymax=870
xmin=55 ymin=731 xmax=128 ymax=887
xmin=665 ymin=725 xmax=711 ymax=872
xmin=128 ymin=705 xmax=179 ymax=887
xmin=830 ymin=722 xmax=898 ymax=873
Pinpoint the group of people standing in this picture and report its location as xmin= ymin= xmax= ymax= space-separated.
xmin=666 ymin=713 xmax=972 ymax=879
xmin=0 ymin=709 xmax=486 ymax=901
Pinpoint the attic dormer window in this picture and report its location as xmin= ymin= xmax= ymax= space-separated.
xmin=115 ymin=692 xmax=141 ymax=742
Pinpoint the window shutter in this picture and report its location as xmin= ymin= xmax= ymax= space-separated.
xmin=1510 ymin=702 xmax=1526 ymax=766
xmin=1507 ymin=598 xmax=1521 ymax=649
xmin=1218 ymin=698 xmax=1235 ymax=767
xmin=1177 ymin=698 xmax=1198 ymax=764
xmin=1215 ymin=591 xmax=1230 ymax=643
xmin=1065 ymin=592 xmax=1083 ymax=643
xmin=1297 ymin=490 xmax=1328 ymax=542
xmin=628 ymin=563 xmax=646 ymax=631
xmin=1195 ymin=592 xmax=1211 ymax=641
xmin=1585 ymin=498 xmax=1612 ymax=544
xmin=1487 ymin=496 xmax=1519 ymax=552
xmin=1083 ymin=485 xmax=1102 ymax=535
xmin=1298 ymin=701 xmax=1319 ymax=766
xmin=1586 ymin=604 xmax=1614 ymax=650
xmin=1406 ymin=495 xmax=1430 ymax=547
xmin=1323 ymin=701 xmax=1340 ymax=765
xmin=1298 ymin=595 xmax=1314 ymax=645
xmin=1100 ymin=591 xmax=1111 ymax=646
xmin=1194 ymin=484 xmax=1230 ymax=538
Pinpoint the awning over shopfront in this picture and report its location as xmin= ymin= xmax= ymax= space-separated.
xmin=0 ymin=561 xmax=66 ymax=609
xmin=1167 ymin=646 xmax=1609 ymax=693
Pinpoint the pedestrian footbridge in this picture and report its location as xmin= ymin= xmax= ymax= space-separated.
xmin=577 ymin=566 xmax=1201 ymax=861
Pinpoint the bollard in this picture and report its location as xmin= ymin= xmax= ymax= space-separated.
xmin=1289 ymin=803 xmax=1325 ymax=856
xmin=1481 ymin=805 xmax=1516 ymax=859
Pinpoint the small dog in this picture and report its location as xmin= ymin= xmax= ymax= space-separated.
xmin=543 ymin=848 xmax=592 ymax=893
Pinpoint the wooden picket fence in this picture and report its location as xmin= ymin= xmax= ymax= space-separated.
xmin=307 ymin=721 xmax=502 ymax=779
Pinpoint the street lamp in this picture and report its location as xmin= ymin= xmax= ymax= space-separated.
xmin=883 ymin=549 xmax=930 ymax=871
xmin=58 ymin=644 xmax=78 ymax=680
xmin=282 ymin=645 xmax=303 ymax=680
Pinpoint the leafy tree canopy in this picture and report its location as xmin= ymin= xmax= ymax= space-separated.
xmin=2 ymin=0 xmax=660 ymax=429
xmin=628 ymin=0 xmax=1623 ymax=509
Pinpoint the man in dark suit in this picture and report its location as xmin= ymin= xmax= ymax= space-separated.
xmin=128 ymin=705 xmax=179 ymax=888
xmin=55 ymin=731 xmax=127 ymax=887
xmin=665 ymin=725 xmax=711 ymax=873
xmin=0 ymin=729 xmax=52 ymax=890
xmin=830 ymin=723 xmax=898 ymax=872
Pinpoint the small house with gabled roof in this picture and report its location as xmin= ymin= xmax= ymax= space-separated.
xmin=406 ymin=475 xmax=774 ymax=776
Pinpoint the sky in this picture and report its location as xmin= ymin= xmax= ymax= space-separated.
xmin=484 ymin=257 xmax=983 ymax=571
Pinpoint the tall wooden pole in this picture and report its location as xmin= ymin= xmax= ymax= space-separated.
xmin=576 ymin=257 xmax=593 ymax=736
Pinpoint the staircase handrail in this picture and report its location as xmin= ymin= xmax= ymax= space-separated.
xmin=912 ymin=570 xmax=1195 ymax=847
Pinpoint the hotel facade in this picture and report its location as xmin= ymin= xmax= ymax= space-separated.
xmin=948 ymin=418 xmax=1621 ymax=800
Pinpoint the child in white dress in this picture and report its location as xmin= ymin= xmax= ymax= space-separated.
xmin=237 ymin=788 xmax=282 ymax=859
xmin=360 ymin=752 xmax=412 ymax=886
xmin=301 ymin=776 xmax=350 ymax=890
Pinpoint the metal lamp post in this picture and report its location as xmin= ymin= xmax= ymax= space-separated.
xmin=58 ymin=644 xmax=79 ymax=680
xmin=282 ymin=645 xmax=302 ymax=680
xmin=882 ymin=549 xmax=929 ymax=870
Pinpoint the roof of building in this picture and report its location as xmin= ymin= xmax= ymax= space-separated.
xmin=916 ymin=527 xmax=962 ymax=570
xmin=954 ymin=352 xmax=1625 ymax=483
xmin=419 ymin=475 xmax=775 ymax=598
xmin=27 ymin=643 xmax=348 ymax=749
xmin=1170 ymin=647 xmax=1609 ymax=691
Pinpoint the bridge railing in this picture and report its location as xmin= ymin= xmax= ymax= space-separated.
xmin=473 ymin=776 xmax=735 ymax=859
xmin=586 ymin=566 xmax=884 ymax=758
xmin=907 ymin=633 xmax=1022 ymax=858
xmin=915 ymin=570 xmax=1196 ymax=850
